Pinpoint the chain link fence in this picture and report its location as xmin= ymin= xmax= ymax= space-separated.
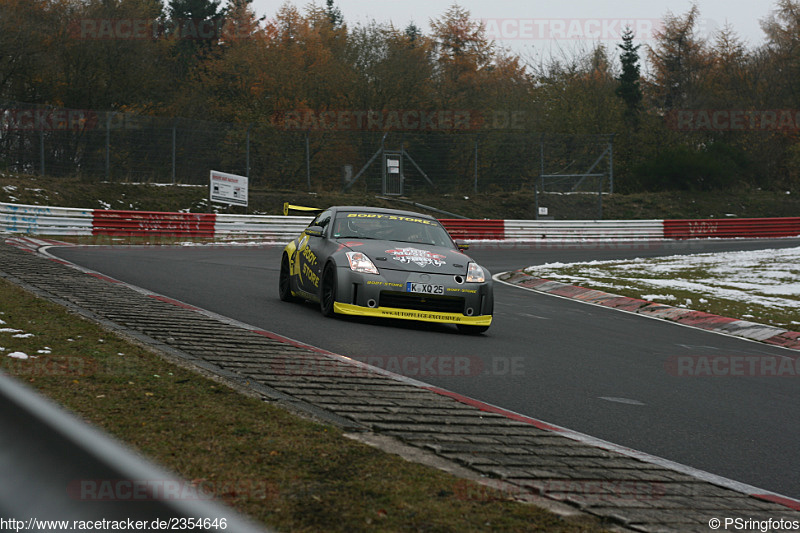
xmin=0 ymin=101 xmax=614 ymax=198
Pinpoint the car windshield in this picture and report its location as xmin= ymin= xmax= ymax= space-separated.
xmin=332 ymin=212 xmax=455 ymax=247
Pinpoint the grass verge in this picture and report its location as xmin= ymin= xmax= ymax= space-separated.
xmin=0 ymin=277 xmax=609 ymax=532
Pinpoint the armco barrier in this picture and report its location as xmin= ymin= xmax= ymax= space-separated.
xmin=502 ymin=219 xmax=664 ymax=241
xmin=0 ymin=202 xmax=313 ymax=241
xmin=440 ymin=219 xmax=505 ymax=240
xmin=92 ymin=209 xmax=216 ymax=238
xmin=664 ymin=217 xmax=800 ymax=239
xmin=0 ymin=202 xmax=94 ymax=235
xmin=3 ymin=202 xmax=800 ymax=242
xmin=215 ymin=214 xmax=314 ymax=242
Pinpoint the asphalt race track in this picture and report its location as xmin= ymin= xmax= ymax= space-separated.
xmin=51 ymin=238 xmax=800 ymax=499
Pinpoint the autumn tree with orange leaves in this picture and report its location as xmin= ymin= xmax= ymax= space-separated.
xmin=1 ymin=0 xmax=799 ymax=190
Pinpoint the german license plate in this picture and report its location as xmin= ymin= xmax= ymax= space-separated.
xmin=406 ymin=282 xmax=444 ymax=295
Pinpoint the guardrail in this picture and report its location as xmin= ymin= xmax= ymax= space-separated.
xmin=0 ymin=202 xmax=94 ymax=235
xmin=664 ymin=217 xmax=800 ymax=239
xmin=439 ymin=219 xmax=505 ymax=240
xmin=3 ymin=202 xmax=800 ymax=242
xmin=215 ymin=214 xmax=313 ymax=241
xmin=503 ymin=219 xmax=665 ymax=241
xmin=92 ymin=209 xmax=217 ymax=238
xmin=0 ymin=202 xmax=313 ymax=242
xmin=0 ymin=370 xmax=269 ymax=531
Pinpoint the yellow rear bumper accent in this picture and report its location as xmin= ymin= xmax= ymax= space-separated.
xmin=334 ymin=303 xmax=492 ymax=326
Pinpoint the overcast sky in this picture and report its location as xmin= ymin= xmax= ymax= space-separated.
xmin=249 ymin=0 xmax=779 ymax=60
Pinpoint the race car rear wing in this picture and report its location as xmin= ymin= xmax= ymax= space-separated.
xmin=283 ymin=202 xmax=324 ymax=216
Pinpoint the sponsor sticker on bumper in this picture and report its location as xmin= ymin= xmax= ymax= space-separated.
xmin=334 ymin=303 xmax=492 ymax=325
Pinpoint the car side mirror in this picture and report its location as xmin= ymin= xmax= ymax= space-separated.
xmin=457 ymin=243 xmax=470 ymax=251
xmin=305 ymin=226 xmax=325 ymax=238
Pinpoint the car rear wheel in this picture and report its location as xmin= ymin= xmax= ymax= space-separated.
xmin=457 ymin=324 xmax=490 ymax=335
xmin=320 ymin=264 xmax=337 ymax=317
xmin=279 ymin=254 xmax=299 ymax=302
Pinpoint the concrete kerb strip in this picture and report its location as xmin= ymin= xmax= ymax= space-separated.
xmin=1 ymin=239 xmax=799 ymax=531
xmin=496 ymin=270 xmax=800 ymax=352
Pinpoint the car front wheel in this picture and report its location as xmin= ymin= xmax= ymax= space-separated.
xmin=279 ymin=254 xmax=299 ymax=302
xmin=320 ymin=264 xmax=337 ymax=317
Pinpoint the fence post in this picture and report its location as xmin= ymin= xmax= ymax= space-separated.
xmin=105 ymin=112 xmax=112 ymax=181
xmin=245 ymin=123 xmax=251 ymax=178
xmin=39 ymin=111 xmax=45 ymax=176
xmin=172 ymin=120 xmax=177 ymax=184
xmin=609 ymin=133 xmax=615 ymax=194
xmin=473 ymin=138 xmax=478 ymax=193
xmin=305 ymin=131 xmax=311 ymax=190
xmin=598 ymin=176 xmax=604 ymax=220
xmin=539 ymin=133 xmax=545 ymax=192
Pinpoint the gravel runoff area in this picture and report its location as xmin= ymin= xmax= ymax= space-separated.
xmin=1 ymin=237 xmax=799 ymax=533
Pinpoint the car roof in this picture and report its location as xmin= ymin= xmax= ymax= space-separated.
xmin=328 ymin=206 xmax=438 ymax=221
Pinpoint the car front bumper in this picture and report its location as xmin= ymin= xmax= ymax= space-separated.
xmin=333 ymin=266 xmax=493 ymax=325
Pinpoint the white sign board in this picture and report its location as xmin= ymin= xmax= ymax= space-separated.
xmin=538 ymin=207 xmax=549 ymax=216
xmin=210 ymin=170 xmax=248 ymax=207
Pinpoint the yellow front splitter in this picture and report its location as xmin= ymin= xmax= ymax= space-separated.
xmin=334 ymin=303 xmax=492 ymax=326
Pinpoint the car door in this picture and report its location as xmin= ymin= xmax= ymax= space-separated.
xmin=296 ymin=210 xmax=331 ymax=296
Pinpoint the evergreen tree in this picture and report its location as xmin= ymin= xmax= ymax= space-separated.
xmin=615 ymin=27 xmax=642 ymax=119
xmin=165 ymin=0 xmax=225 ymax=76
xmin=405 ymin=22 xmax=422 ymax=44
xmin=325 ymin=0 xmax=343 ymax=28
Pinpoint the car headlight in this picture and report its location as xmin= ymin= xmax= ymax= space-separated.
xmin=466 ymin=262 xmax=485 ymax=283
xmin=346 ymin=251 xmax=379 ymax=274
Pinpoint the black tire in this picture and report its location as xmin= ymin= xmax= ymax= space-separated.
xmin=457 ymin=324 xmax=490 ymax=335
xmin=320 ymin=264 xmax=337 ymax=317
xmin=279 ymin=254 xmax=299 ymax=302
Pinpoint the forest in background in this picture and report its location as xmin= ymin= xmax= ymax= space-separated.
xmin=1 ymin=0 xmax=800 ymax=193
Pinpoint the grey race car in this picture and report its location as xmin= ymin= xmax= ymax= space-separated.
xmin=279 ymin=206 xmax=493 ymax=334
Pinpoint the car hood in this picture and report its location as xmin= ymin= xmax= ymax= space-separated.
xmin=337 ymin=239 xmax=473 ymax=275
